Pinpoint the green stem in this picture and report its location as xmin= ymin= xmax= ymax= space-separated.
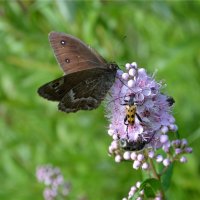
xmin=149 ymin=159 xmax=160 ymax=180
xmin=149 ymin=159 xmax=166 ymax=200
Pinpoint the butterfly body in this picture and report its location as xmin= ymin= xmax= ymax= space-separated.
xmin=38 ymin=32 xmax=118 ymax=113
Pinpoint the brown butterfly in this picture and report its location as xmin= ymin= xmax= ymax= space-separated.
xmin=38 ymin=32 xmax=118 ymax=113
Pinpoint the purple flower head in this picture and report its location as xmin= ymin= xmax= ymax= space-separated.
xmin=36 ymin=164 xmax=71 ymax=200
xmin=106 ymin=62 xmax=176 ymax=153
xmin=109 ymin=63 xmax=193 ymax=199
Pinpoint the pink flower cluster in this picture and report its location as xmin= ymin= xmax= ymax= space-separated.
xmin=36 ymin=165 xmax=71 ymax=200
xmin=106 ymin=62 xmax=192 ymax=166
xmin=106 ymin=62 xmax=193 ymax=200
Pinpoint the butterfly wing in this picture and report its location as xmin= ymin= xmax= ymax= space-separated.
xmin=58 ymin=69 xmax=116 ymax=113
xmin=38 ymin=68 xmax=112 ymax=101
xmin=38 ymin=32 xmax=118 ymax=112
xmin=38 ymin=68 xmax=117 ymax=102
xmin=49 ymin=32 xmax=108 ymax=75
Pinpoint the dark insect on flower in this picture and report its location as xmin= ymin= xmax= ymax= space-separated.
xmin=119 ymin=138 xmax=146 ymax=151
xmin=119 ymin=133 xmax=154 ymax=151
xmin=166 ymin=96 xmax=175 ymax=107
xmin=121 ymin=94 xmax=143 ymax=137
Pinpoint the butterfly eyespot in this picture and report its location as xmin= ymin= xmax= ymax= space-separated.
xmin=60 ymin=40 xmax=66 ymax=45
xmin=65 ymin=58 xmax=70 ymax=63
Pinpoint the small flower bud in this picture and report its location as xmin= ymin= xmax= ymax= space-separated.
xmin=181 ymin=139 xmax=188 ymax=147
xmin=128 ymin=190 xmax=135 ymax=197
xmin=180 ymin=156 xmax=187 ymax=163
xmin=108 ymin=129 xmax=114 ymax=136
xmin=131 ymin=62 xmax=137 ymax=68
xmin=155 ymin=197 xmax=162 ymax=200
xmin=112 ymin=134 xmax=118 ymax=140
xmin=160 ymin=135 xmax=169 ymax=143
xmin=142 ymin=162 xmax=149 ymax=170
xmin=111 ymin=140 xmax=118 ymax=149
xmin=169 ymin=124 xmax=178 ymax=131
xmin=108 ymin=146 xmax=114 ymax=154
xmin=185 ymin=147 xmax=193 ymax=153
xmin=172 ymin=140 xmax=181 ymax=147
xmin=138 ymin=68 xmax=146 ymax=76
xmin=148 ymin=151 xmax=155 ymax=158
xmin=128 ymin=79 xmax=135 ymax=88
xmin=136 ymin=93 xmax=144 ymax=102
xmin=139 ymin=189 xmax=144 ymax=195
xmin=125 ymin=63 xmax=131 ymax=70
xmin=162 ymin=143 xmax=170 ymax=153
xmin=122 ymin=73 xmax=129 ymax=80
xmin=137 ymin=154 xmax=144 ymax=162
xmin=115 ymin=155 xmax=122 ymax=163
xmin=143 ymin=88 xmax=151 ymax=96
xmin=129 ymin=68 xmax=136 ymax=77
xmin=163 ymin=158 xmax=171 ymax=166
xmin=133 ymin=160 xmax=141 ymax=169
xmin=175 ymin=148 xmax=182 ymax=155
xmin=161 ymin=126 xmax=169 ymax=134
xmin=130 ymin=186 xmax=137 ymax=192
xmin=136 ymin=181 xmax=141 ymax=188
xmin=131 ymin=152 xmax=137 ymax=160
xmin=156 ymin=155 xmax=163 ymax=163
xmin=123 ymin=151 xmax=131 ymax=160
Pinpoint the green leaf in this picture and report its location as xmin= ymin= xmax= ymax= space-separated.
xmin=140 ymin=178 xmax=162 ymax=198
xmin=161 ymin=164 xmax=174 ymax=191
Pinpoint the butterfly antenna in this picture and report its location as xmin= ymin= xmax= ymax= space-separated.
xmin=116 ymin=75 xmax=137 ymax=94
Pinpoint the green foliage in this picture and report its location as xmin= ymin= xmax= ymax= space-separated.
xmin=141 ymin=178 xmax=162 ymax=198
xmin=0 ymin=1 xmax=200 ymax=199
xmin=161 ymin=163 xmax=174 ymax=192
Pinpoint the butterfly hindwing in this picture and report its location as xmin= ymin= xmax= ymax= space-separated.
xmin=38 ymin=68 xmax=117 ymax=105
xmin=58 ymin=69 xmax=116 ymax=113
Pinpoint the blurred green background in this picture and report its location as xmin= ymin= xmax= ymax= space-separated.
xmin=0 ymin=1 xmax=200 ymax=200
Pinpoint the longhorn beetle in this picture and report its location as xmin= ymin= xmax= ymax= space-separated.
xmin=121 ymin=94 xmax=143 ymax=137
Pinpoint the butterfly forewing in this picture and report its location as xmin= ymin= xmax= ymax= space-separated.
xmin=49 ymin=32 xmax=107 ymax=75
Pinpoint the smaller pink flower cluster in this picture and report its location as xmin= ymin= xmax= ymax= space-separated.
xmin=122 ymin=180 xmax=164 ymax=200
xmin=122 ymin=181 xmax=144 ymax=200
xmin=36 ymin=165 xmax=71 ymax=200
